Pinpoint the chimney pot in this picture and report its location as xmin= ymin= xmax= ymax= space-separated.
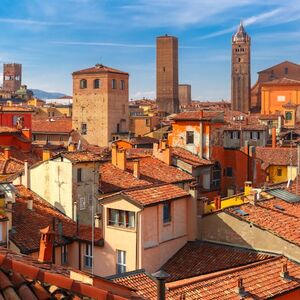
xmin=152 ymin=270 xmax=170 ymax=300
xmin=235 ymin=277 xmax=248 ymax=297
xmin=280 ymin=263 xmax=290 ymax=280
xmin=38 ymin=225 xmax=55 ymax=263
xmin=4 ymin=147 xmax=11 ymax=159
xmin=133 ymin=160 xmax=140 ymax=179
xmin=27 ymin=197 xmax=33 ymax=210
xmin=42 ymin=149 xmax=51 ymax=161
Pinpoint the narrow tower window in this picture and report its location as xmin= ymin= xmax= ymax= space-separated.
xmin=80 ymin=79 xmax=87 ymax=89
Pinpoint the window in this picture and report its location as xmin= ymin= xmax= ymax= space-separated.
xmin=120 ymin=80 xmax=125 ymax=90
xmin=77 ymin=168 xmax=82 ymax=182
xmin=163 ymin=67 xmax=166 ymax=72
xmin=80 ymin=79 xmax=87 ymax=89
xmin=81 ymin=123 xmax=87 ymax=135
xmin=79 ymin=197 xmax=86 ymax=210
xmin=84 ymin=243 xmax=93 ymax=268
xmin=117 ymin=123 xmax=120 ymax=133
xmin=277 ymin=168 xmax=282 ymax=177
xmin=94 ymin=79 xmax=101 ymax=89
xmin=250 ymin=131 xmax=260 ymax=140
xmin=112 ymin=79 xmax=117 ymax=89
xmin=230 ymin=131 xmax=240 ymax=139
xmin=163 ymin=202 xmax=171 ymax=223
xmin=117 ymin=250 xmax=126 ymax=274
xmin=186 ymin=131 xmax=194 ymax=144
xmin=226 ymin=167 xmax=233 ymax=177
xmin=212 ymin=162 xmax=221 ymax=189
xmin=108 ymin=209 xmax=135 ymax=228
xmin=285 ymin=111 xmax=293 ymax=121
xmin=285 ymin=67 xmax=289 ymax=74
xmin=61 ymin=245 xmax=68 ymax=264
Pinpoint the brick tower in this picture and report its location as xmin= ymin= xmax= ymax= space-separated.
xmin=72 ymin=64 xmax=129 ymax=147
xmin=156 ymin=35 xmax=179 ymax=115
xmin=3 ymin=63 xmax=22 ymax=93
xmin=231 ymin=22 xmax=251 ymax=113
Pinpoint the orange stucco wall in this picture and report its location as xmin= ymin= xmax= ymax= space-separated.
xmin=261 ymin=84 xmax=300 ymax=114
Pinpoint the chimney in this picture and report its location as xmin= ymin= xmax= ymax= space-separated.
xmin=244 ymin=181 xmax=252 ymax=196
xmin=151 ymin=270 xmax=170 ymax=300
xmin=21 ymin=128 xmax=31 ymax=140
xmin=27 ymin=197 xmax=33 ymax=210
xmin=24 ymin=160 xmax=29 ymax=189
xmin=4 ymin=147 xmax=11 ymax=159
xmin=213 ymin=196 xmax=221 ymax=210
xmin=280 ymin=263 xmax=290 ymax=280
xmin=272 ymin=127 xmax=276 ymax=148
xmin=199 ymin=110 xmax=204 ymax=118
xmin=133 ymin=160 xmax=140 ymax=179
xmin=38 ymin=225 xmax=55 ymax=263
xmin=235 ymin=278 xmax=248 ymax=298
xmin=117 ymin=149 xmax=127 ymax=171
xmin=153 ymin=141 xmax=171 ymax=166
xmin=111 ymin=144 xmax=118 ymax=166
xmin=42 ymin=149 xmax=51 ymax=161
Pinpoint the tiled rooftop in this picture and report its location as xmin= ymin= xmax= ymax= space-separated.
xmin=123 ymin=184 xmax=189 ymax=206
xmin=262 ymin=77 xmax=300 ymax=85
xmin=172 ymin=111 xmax=224 ymax=121
xmin=172 ymin=147 xmax=213 ymax=167
xmin=256 ymin=147 xmax=297 ymax=169
xmin=0 ymin=247 xmax=133 ymax=300
xmin=226 ymin=197 xmax=300 ymax=247
xmin=32 ymin=117 xmax=72 ymax=133
xmin=161 ymin=241 xmax=274 ymax=282
xmin=0 ymin=106 xmax=34 ymax=112
xmin=11 ymin=186 xmax=102 ymax=254
xmin=0 ymin=155 xmax=24 ymax=175
xmin=55 ymin=151 xmax=104 ymax=163
xmin=166 ymin=256 xmax=300 ymax=300
xmin=73 ymin=64 xmax=128 ymax=75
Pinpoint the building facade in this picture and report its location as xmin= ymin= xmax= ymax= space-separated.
xmin=72 ymin=64 xmax=129 ymax=147
xmin=3 ymin=63 xmax=22 ymax=93
xmin=156 ymin=35 xmax=179 ymax=115
xmin=231 ymin=22 xmax=251 ymax=113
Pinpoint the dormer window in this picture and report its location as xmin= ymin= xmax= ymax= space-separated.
xmin=80 ymin=79 xmax=87 ymax=89
xmin=94 ymin=79 xmax=101 ymax=89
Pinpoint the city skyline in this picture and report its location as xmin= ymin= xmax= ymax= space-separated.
xmin=1 ymin=0 xmax=300 ymax=100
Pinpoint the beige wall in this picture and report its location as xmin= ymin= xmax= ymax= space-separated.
xmin=199 ymin=212 xmax=300 ymax=263
xmin=32 ymin=133 xmax=70 ymax=146
xmin=72 ymin=71 xmax=129 ymax=147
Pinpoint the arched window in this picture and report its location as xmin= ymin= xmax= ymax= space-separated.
xmin=94 ymin=79 xmax=101 ymax=89
xmin=212 ymin=162 xmax=221 ymax=189
xmin=80 ymin=79 xmax=87 ymax=89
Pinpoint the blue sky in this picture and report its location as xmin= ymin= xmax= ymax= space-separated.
xmin=1 ymin=0 xmax=300 ymax=100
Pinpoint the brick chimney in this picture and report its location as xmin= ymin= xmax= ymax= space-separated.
xmin=21 ymin=128 xmax=31 ymax=140
xmin=280 ymin=263 xmax=290 ymax=280
xmin=42 ymin=149 xmax=51 ymax=161
xmin=272 ymin=127 xmax=276 ymax=148
xmin=68 ymin=143 xmax=76 ymax=152
xmin=4 ymin=147 xmax=11 ymax=159
xmin=111 ymin=144 xmax=127 ymax=171
xmin=235 ymin=278 xmax=248 ymax=298
xmin=213 ymin=195 xmax=221 ymax=210
xmin=38 ymin=225 xmax=55 ymax=263
xmin=153 ymin=141 xmax=171 ymax=166
xmin=133 ymin=160 xmax=140 ymax=179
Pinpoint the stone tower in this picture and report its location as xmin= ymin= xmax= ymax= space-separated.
xmin=231 ymin=22 xmax=251 ymax=113
xmin=3 ymin=63 xmax=22 ymax=93
xmin=72 ymin=64 xmax=129 ymax=147
xmin=156 ymin=35 xmax=179 ymax=115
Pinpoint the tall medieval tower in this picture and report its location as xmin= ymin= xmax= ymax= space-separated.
xmin=231 ymin=22 xmax=251 ymax=113
xmin=3 ymin=63 xmax=22 ymax=93
xmin=156 ymin=35 xmax=179 ymax=115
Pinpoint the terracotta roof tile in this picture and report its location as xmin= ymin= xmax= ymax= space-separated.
xmin=32 ymin=117 xmax=72 ymax=133
xmin=172 ymin=111 xmax=224 ymax=121
xmin=172 ymin=147 xmax=213 ymax=167
xmin=0 ymin=155 xmax=24 ymax=175
xmin=161 ymin=241 xmax=273 ymax=282
xmin=11 ymin=186 xmax=102 ymax=254
xmin=55 ymin=150 xmax=104 ymax=163
xmin=123 ymin=184 xmax=189 ymax=206
xmin=226 ymin=197 xmax=300 ymax=246
xmin=256 ymin=147 xmax=297 ymax=169
xmin=72 ymin=64 xmax=128 ymax=75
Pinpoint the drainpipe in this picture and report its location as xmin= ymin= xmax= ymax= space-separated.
xmin=152 ymin=270 xmax=170 ymax=300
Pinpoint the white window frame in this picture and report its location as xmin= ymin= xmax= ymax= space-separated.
xmin=117 ymin=250 xmax=126 ymax=274
xmin=84 ymin=243 xmax=93 ymax=268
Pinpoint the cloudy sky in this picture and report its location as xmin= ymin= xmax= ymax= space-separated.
xmin=1 ymin=0 xmax=300 ymax=100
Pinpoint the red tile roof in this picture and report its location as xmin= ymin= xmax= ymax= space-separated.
xmin=226 ymin=197 xmax=300 ymax=247
xmin=255 ymin=147 xmax=297 ymax=169
xmin=0 ymin=247 xmax=134 ymax=300
xmin=172 ymin=147 xmax=213 ymax=167
xmin=123 ymin=184 xmax=189 ymax=206
xmin=0 ymin=106 xmax=34 ymax=112
xmin=172 ymin=111 xmax=224 ymax=121
xmin=73 ymin=64 xmax=128 ymax=75
xmin=262 ymin=77 xmax=300 ymax=85
xmin=161 ymin=241 xmax=273 ymax=282
xmin=166 ymin=256 xmax=300 ymax=300
xmin=0 ymin=155 xmax=24 ymax=175
xmin=11 ymin=186 xmax=102 ymax=254
xmin=52 ymin=150 xmax=105 ymax=163
xmin=32 ymin=117 xmax=72 ymax=133
xmin=100 ymin=157 xmax=193 ymax=194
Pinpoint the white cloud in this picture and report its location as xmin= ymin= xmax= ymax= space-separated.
xmin=0 ymin=18 xmax=71 ymax=26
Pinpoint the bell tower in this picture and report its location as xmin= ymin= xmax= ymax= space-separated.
xmin=231 ymin=21 xmax=251 ymax=113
